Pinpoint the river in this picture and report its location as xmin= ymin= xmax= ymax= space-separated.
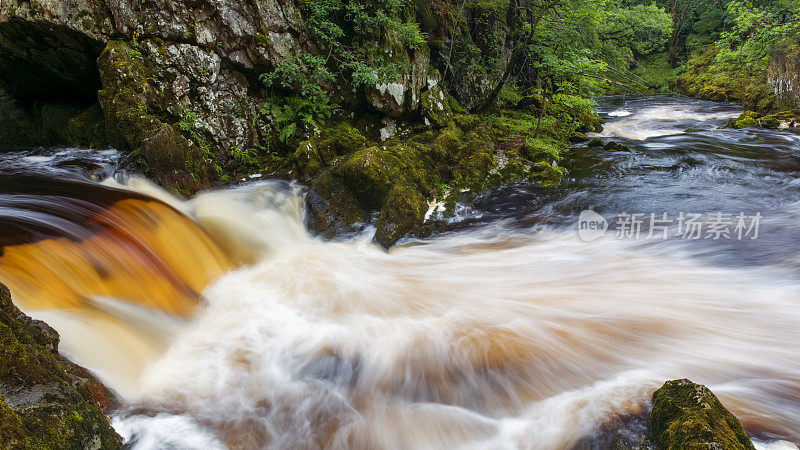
xmin=1 ymin=96 xmax=799 ymax=449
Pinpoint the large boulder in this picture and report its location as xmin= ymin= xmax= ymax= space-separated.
xmin=649 ymin=379 xmax=755 ymax=450
xmin=0 ymin=283 xmax=122 ymax=449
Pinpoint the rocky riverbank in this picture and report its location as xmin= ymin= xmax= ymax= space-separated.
xmin=677 ymin=32 xmax=800 ymax=130
xmin=0 ymin=283 xmax=121 ymax=449
xmin=0 ymin=0 xmax=607 ymax=248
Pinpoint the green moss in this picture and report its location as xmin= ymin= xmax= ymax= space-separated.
xmin=68 ymin=103 xmax=108 ymax=148
xmin=310 ymin=171 xmax=368 ymax=225
xmin=373 ymin=185 xmax=428 ymax=248
xmin=529 ymin=161 xmax=565 ymax=187
xmin=420 ymin=84 xmax=452 ymax=128
xmin=254 ymin=33 xmax=273 ymax=48
xmin=569 ymin=131 xmax=589 ymax=143
xmin=760 ymin=117 xmax=780 ymax=129
xmin=0 ymin=393 xmax=29 ymax=448
xmin=293 ymin=123 xmax=369 ymax=177
xmin=649 ymin=379 xmax=755 ymax=450
xmin=294 ymin=103 xmax=584 ymax=247
xmin=678 ymin=46 xmax=776 ymax=113
xmin=332 ymin=143 xmax=433 ymax=210
xmin=97 ymin=39 xmax=207 ymax=194
xmin=603 ymin=141 xmax=631 ymax=152
xmin=523 ymin=137 xmax=561 ymax=162
xmin=0 ymin=283 xmax=122 ymax=449
xmin=587 ymin=137 xmax=604 ymax=147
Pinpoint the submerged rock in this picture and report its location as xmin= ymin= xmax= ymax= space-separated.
xmin=0 ymin=283 xmax=122 ymax=449
xmin=649 ymin=379 xmax=755 ymax=450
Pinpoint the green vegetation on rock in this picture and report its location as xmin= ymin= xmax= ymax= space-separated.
xmin=649 ymin=379 xmax=755 ymax=450
xmin=0 ymin=283 xmax=122 ymax=449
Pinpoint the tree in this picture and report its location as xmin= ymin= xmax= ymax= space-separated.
xmin=668 ymin=0 xmax=693 ymax=66
xmin=473 ymin=0 xmax=566 ymax=112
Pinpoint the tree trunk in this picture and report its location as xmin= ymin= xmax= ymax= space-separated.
xmin=473 ymin=2 xmax=557 ymax=113
xmin=668 ymin=0 xmax=692 ymax=67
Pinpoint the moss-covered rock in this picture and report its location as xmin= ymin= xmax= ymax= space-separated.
xmin=649 ymin=379 xmax=755 ymax=450
xmin=68 ymin=102 xmax=108 ymax=148
xmin=588 ymin=137 xmax=604 ymax=147
xmin=0 ymin=282 xmax=122 ymax=449
xmin=293 ymin=123 xmax=369 ymax=177
xmin=723 ymin=109 xmax=800 ymax=129
xmin=569 ymin=131 xmax=589 ymax=143
xmin=373 ymin=185 xmax=429 ymax=248
xmin=420 ymin=83 xmax=452 ymax=128
xmin=529 ymin=161 xmax=565 ymax=187
xmin=604 ymin=141 xmax=631 ymax=152
xmin=41 ymin=102 xmax=86 ymax=144
xmin=97 ymin=40 xmax=207 ymax=194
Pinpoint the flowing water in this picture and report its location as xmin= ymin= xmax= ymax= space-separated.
xmin=1 ymin=96 xmax=800 ymax=449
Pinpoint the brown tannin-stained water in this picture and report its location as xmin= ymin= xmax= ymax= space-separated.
xmin=1 ymin=97 xmax=800 ymax=449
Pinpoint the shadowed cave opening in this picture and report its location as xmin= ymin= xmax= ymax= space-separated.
xmin=0 ymin=18 xmax=107 ymax=150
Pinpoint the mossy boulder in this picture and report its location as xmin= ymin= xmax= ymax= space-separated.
xmin=529 ymin=161 xmax=565 ymax=187
xmin=373 ymin=185 xmax=428 ymax=248
xmin=604 ymin=141 xmax=631 ymax=152
xmin=587 ymin=137 xmax=604 ymax=147
xmin=332 ymin=144 xmax=429 ymax=210
xmin=293 ymin=123 xmax=369 ymax=177
xmin=0 ymin=282 xmax=122 ymax=449
xmin=726 ymin=111 xmax=760 ymax=129
xmin=760 ymin=117 xmax=780 ymax=129
xmin=649 ymin=379 xmax=755 ymax=450
xmin=41 ymin=102 xmax=86 ymax=144
xmin=300 ymin=119 xmax=502 ymax=247
xmin=569 ymin=131 xmax=589 ymax=143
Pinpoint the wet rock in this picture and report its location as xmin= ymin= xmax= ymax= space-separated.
xmin=569 ymin=131 xmax=589 ymax=143
xmin=68 ymin=103 xmax=108 ymax=149
xmin=97 ymin=40 xmax=206 ymax=193
xmin=0 ymin=282 xmax=122 ymax=449
xmin=588 ymin=137 xmax=605 ymax=147
xmin=604 ymin=141 xmax=631 ymax=152
xmin=726 ymin=111 xmax=760 ymax=129
xmin=649 ymin=379 xmax=755 ymax=450
xmin=41 ymin=102 xmax=86 ymax=144
xmin=373 ymin=185 xmax=428 ymax=248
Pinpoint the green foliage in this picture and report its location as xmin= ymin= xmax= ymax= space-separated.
xmin=259 ymin=54 xmax=334 ymax=143
xmin=230 ymin=146 xmax=256 ymax=165
xmin=600 ymin=4 xmax=672 ymax=58
xmin=714 ymin=0 xmax=800 ymax=72
xmin=631 ymin=52 xmax=680 ymax=92
xmin=178 ymin=110 xmax=197 ymax=132
xmin=258 ymin=0 xmax=427 ymax=144
xmin=303 ymin=0 xmax=425 ymax=86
